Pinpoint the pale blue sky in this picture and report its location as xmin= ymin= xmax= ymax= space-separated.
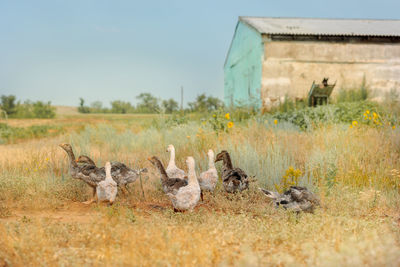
xmin=1 ymin=0 xmax=399 ymax=107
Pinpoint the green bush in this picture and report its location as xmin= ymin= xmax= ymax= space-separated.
xmin=13 ymin=101 xmax=56 ymax=118
xmin=336 ymin=78 xmax=369 ymax=103
xmin=0 ymin=123 xmax=63 ymax=143
xmin=270 ymin=101 xmax=381 ymax=130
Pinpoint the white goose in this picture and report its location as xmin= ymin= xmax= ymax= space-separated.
xmin=166 ymin=144 xmax=186 ymax=179
xmin=167 ymin=157 xmax=201 ymax=212
xmin=96 ymin=162 xmax=118 ymax=205
xmin=198 ymin=149 xmax=218 ymax=200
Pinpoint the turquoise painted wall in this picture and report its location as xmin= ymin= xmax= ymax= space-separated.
xmin=224 ymin=21 xmax=263 ymax=108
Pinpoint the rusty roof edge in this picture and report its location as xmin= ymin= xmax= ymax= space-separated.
xmin=240 ymin=16 xmax=400 ymax=37
xmin=240 ymin=16 xmax=400 ymax=22
xmin=260 ymin=33 xmax=400 ymax=37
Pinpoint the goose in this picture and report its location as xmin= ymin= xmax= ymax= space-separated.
xmin=215 ymin=150 xmax=250 ymax=193
xmin=96 ymin=162 xmax=118 ymax=205
xmin=166 ymin=156 xmax=201 ymax=212
xmin=148 ymin=156 xmax=188 ymax=194
xmin=166 ymin=144 xmax=186 ymax=179
xmin=198 ymin=149 xmax=218 ymax=200
xmin=76 ymin=155 xmax=147 ymax=194
xmin=59 ymin=144 xmax=104 ymax=204
xmin=259 ymin=186 xmax=320 ymax=213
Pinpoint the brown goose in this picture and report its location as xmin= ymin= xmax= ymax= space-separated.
xmin=148 ymin=156 xmax=188 ymax=195
xmin=259 ymin=186 xmax=320 ymax=213
xmin=215 ymin=150 xmax=250 ymax=193
xmin=76 ymin=155 xmax=147 ymax=194
xmin=59 ymin=144 xmax=105 ymax=204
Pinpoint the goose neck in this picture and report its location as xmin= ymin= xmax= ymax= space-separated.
xmin=208 ymin=155 xmax=215 ymax=169
xmin=67 ymin=149 xmax=78 ymax=167
xmin=167 ymin=148 xmax=176 ymax=168
xmin=105 ymin=166 xmax=112 ymax=181
xmin=156 ymin=159 xmax=169 ymax=180
xmin=187 ymin=163 xmax=198 ymax=185
xmin=223 ymin=153 xmax=233 ymax=169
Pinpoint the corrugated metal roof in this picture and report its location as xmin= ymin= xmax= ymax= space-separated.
xmin=240 ymin=17 xmax=400 ymax=37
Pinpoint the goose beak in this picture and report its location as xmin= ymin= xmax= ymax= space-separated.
xmin=75 ymin=159 xmax=79 ymax=163
xmin=147 ymin=157 xmax=152 ymax=161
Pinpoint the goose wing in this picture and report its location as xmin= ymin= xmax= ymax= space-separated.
xmin=166 ymin=167 xmax=186 ymax=180
xmin=287 ymin=186 xmax=317 ymax=202
xmin=163 ymin=178 xmax=188 ymax=194
xmin=223 ymin=167 xmax=248 ymax=182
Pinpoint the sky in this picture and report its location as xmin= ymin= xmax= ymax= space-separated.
xmin=1 ymin=0 xmax=400 ymax=107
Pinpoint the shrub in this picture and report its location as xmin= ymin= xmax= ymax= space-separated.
xmin=336 ymin=78 xmax=369 ymax=103
xmin=206 ymin=110 xmax=234 ymax=133
xmin=0 ymin=123 xmax=63 ymax=143
xmin=270 ymin=101 xmax=381 ymax=130
xmin=111 ymin=100 xmax=135 ymax=114
xmin=78 ymin=98 xmax=90 ymax=113
xmin=274 ymin=166 xmax=302 ymax=193
xmin=12 ymin=101 xmax=56 ymax=119
xmin=0 ymin=95 xmax=17 ymax=115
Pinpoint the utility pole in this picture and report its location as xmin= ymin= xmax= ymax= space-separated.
xmin=180 ymin=86 xmax=183 ymax=113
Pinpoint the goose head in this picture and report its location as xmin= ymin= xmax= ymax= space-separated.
xmin=148 ymin=156 xmax=162 ymax=167
xmin=166 ymin=144 xmax=175 ymax=153
xmin=215 ymin=150 xmax=228 ymax=163
xmin=59 ymin=143 xmax=73 ymax=153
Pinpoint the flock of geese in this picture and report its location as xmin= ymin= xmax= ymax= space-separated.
xmin=59 ymin=143 xmax=320 ymax=213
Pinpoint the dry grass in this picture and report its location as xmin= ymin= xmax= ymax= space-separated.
xmin=0 ymin=115 xmax=400 ymax=266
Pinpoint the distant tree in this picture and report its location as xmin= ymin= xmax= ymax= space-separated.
xmin=205 ymin=96 xmax=224 ymax=111
xmin=13 ymin=100 xmax=55 ymax=118
xmin=0 ymin=95 xmax=17 ymax=115
xmin=188 ymin=94 xmax=207 ymax=112
xmin=90 ymin=101 xmax=105 ymax=113
xmin=188 ymin=94 xmax=223 ymax=112
xmin=78 ymin=98 xmax=90 ymax=113
xmin=111 ymin=100 xmax=134 ymax=114
xmin=162 ymin=98 xmax=179 ymax=113
xmin=32 ymin=101 xmax=56 ymax=118
xmin=136 ymin=93 xmax=160 ymax=113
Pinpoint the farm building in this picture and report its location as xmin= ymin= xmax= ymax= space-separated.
xmin=224 ymin=17 xmax=400 ymax=109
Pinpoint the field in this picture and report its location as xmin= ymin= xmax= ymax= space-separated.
xmin=0 ymin=111 xmax=400 ymax=266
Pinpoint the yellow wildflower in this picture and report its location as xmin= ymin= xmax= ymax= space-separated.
xmin=393 ymin=125 xmax=396 ymax=130
xmin=186 ymin=135 xmax=190 ymax=139
xmin=227 ymin=121 xmax=234 ymax=128
xmin=274 ymin=119 xmax=278 ymax=125
xmin=212 ymin=114 xmax=216 ymax=118
xmin=45 ymin=157 xmax=49 ymax=162
xmin=366 ymin=110 xmax=370 ymax=114
xmin=225 ymin=113 xmax=230 ymax=120
xmin=373 ymin=112 xmax=378 ymax=118
xmin=349 ymin=125 xmax=353 ymax=129
xmin=352 ymin=120 xmax=358 ymax=126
